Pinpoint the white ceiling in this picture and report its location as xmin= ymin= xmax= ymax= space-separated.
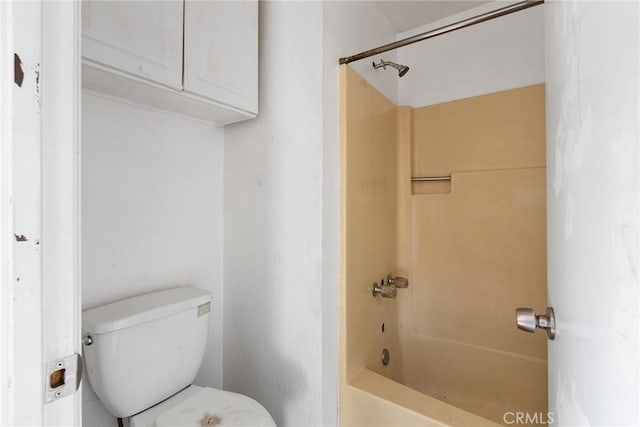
xmin=376 ymin=1 xmax=491 ymax=34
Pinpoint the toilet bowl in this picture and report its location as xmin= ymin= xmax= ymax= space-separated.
xmin=82 ymin=287 xmax=275 ymax=426
xmin=129 ymin=385 xmax=274 ymax=427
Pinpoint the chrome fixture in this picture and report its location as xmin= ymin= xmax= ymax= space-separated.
xmin=516 ymin=307 xmax=556 ymax=340
xmin=387 ymin=275 xmax=409 ymax=288
xmin=340 ymin=0 xmax=543 ymax=64
xmin=372 ymin=59 xmax=410 ymax=77
xmin=372 ymin=281 xmax=397 ymax=298
xmin=82 ymin=335 xmax=93 ymax=346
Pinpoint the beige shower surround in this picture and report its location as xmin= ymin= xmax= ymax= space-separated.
xmin=340 ymin=65 xmax=547 ymax=426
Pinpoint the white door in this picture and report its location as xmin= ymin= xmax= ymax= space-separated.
xmin=0 ymin=1 xmax=82 ymax=425
xmin=183 ymin=0 xmax=258 ymax=113
xmin=545 ymin=1 xmax=640 ymax=425
xmin=82 ymin=0 xmax=183 ymax=89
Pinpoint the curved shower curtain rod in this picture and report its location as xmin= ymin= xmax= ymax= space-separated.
xmin=338 ymin=0 xmax=544 ymax=65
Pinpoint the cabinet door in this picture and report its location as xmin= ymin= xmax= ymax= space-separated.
xmin=82 ymin=1 xmax=183 ymax=89
xmin=184 ymin=0 xmax=258 ymax=114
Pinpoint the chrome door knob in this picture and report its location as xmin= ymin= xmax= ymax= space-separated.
xmin=516 ymin=308 xmax=537 ymax=333
xmin=516 ymin=306 xmax=556 ymax=340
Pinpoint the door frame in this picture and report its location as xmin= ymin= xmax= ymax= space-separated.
xmin=1 ymin=1 xmax=82 ymax=424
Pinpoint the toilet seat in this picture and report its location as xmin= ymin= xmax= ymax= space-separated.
xmin=129 ymin=385 xmax=276 ymax=427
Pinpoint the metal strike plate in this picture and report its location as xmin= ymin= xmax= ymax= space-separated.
xmin=45 ymin=353 xmax=82 ymax=404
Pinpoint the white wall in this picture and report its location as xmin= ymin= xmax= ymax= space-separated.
xmin=223 ymin=3 xmax=324 ymax=425
xmin=396 ymin=1 xmax=545 ymax=107
xmin=546 ymin=1 xmax=640 ymax=425
xmin=81 ymin=93 xmax=224 ymax=426
xmin=325 ymin=2 xmax=398 ymax=104
xmin=223 ymin=2 xmax=397 ymax=426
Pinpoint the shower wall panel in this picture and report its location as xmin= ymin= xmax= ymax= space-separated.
xmin=340 ymin=68 xmax=547 ymax=425
xmin=341 ymin=65 xmax=401 ymax=384
xmin=412 ymin=84 xmax=545 ymax=176
xmin=341 ymin=66 xmax=501 ymax=426
xmin=396 ymin=84 xmax=548 ymax=423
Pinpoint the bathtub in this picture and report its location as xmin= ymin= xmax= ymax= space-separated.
xmin=341 ymin=369 xmax=501 ymax=426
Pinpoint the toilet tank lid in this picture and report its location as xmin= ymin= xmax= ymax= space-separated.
xmin=83 ymin=287 xmax=211 ymax=335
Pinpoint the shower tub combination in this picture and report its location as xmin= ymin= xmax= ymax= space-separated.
xmin=338 ymin=6 xmax=548 ymax=420
xmin=339 ymin=63 xmax=547 ymax=426
xmin=339 ymin=2 xmax=548 ymax=425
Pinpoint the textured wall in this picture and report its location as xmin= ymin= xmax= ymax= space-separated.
xmin=222 ymin=3 xmax=324 ymax=425
xmin=546 ymin=1 xmax=640 ymax=425
xmin=222 ymin=1 xmax=400 ymax=425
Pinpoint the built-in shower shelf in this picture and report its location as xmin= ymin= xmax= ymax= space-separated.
xmin=411 ymin=175 xmax=451 ymax=195
xmin=410 ymin=175 xmax=451 ymax=182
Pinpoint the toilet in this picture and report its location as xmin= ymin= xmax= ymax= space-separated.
xmin=82 ymin=287 xmax=276 ymax=427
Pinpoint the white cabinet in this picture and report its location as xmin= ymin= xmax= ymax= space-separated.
xmin=82 ymin=1 xmax=183 ymax=89
xmin=184 ymin=1 xmax=258 ymax=113
xmin=82 ymin=0 xmax=258 ymax=125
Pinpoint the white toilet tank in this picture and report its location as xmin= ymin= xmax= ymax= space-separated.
xmin=82 ymin=287 xmax=211 ymax=418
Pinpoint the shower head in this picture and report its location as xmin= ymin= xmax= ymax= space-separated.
xmin=372 ymin=59 xmax=410 ymax=77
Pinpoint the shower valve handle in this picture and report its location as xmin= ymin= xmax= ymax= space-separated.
xmin=515 ymin=307 xmax=556 ymax=340
xmin=387 ymin=275 xmax=409 ymax=288
xmin=372 ymin=283 xmax=397 ymax=298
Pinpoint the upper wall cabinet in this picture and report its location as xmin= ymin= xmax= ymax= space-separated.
xmin=184 ymin=1 xmax=258 ymax=113
xmin=82 ymin=1 xmax=258 ymax=126
xmin=82 ymin=1 xmax=184 ymax=89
